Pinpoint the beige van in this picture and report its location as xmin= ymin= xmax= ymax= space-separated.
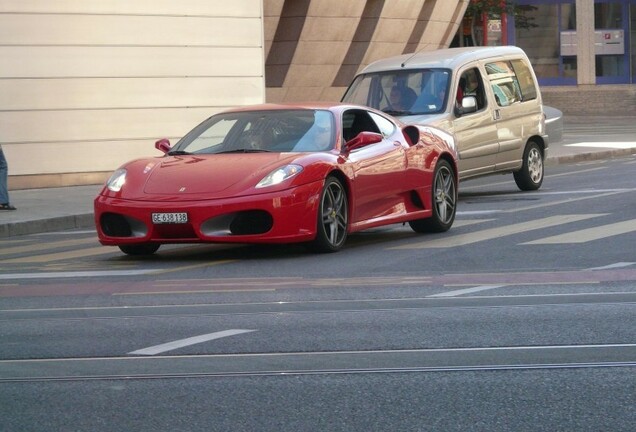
xmin=342 ymin=46 xmax=549 ymax=190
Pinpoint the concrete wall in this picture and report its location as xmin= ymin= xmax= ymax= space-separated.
xmin=1 ymin=0 xmax=265 ymax=189
xmin=264 ymin=0 xmax=469 ymax=103
xmin=542 ymin=85 xmax=636 ymax=116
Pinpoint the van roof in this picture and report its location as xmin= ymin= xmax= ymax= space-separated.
xmin=359 ymin=46 xmax=527 ymax=74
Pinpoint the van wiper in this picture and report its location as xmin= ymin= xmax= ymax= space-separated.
xmin=382 ymin=109 xmax=415 ymax=116
xmin=167 ymin=150 xmax=192 ymax=156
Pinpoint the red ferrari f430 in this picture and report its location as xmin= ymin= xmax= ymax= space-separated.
xmin=94 ymin=103 xmax=458 ymax=254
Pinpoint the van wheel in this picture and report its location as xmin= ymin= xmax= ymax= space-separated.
xmin=409 ymin=160 xmax=457 ymax=233
xmin=514 ymin=141 xmax=543 ymax=191
xmin=119 ymin=243 xmax=160 ymax=255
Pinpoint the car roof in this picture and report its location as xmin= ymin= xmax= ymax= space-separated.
xmin=358 ymin=46 xmax=527 ymax=74
xmin=225 ymin=102 xmax=345 ymax=113
xmin=222 ymin=102 xmax=392 ymax=115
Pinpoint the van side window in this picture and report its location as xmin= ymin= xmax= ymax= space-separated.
xmin=510 ymin=59 xmax=538 ymax=101
xmin=486 ymin=61 xmax=523 ymax=107
xmin=458 ymin=68 xmax=486 ymax=111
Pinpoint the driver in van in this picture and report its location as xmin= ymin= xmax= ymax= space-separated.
xmin=388 ymin=85 xmax=416 ymax=111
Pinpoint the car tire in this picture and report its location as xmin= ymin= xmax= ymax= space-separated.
xmin=310 ymin=176 xmax=348 ymax=253
xmin=118 ymin=243 xmax=160 ymax=256
xmin=409 ymin=159 xmax=457 ymax=233
xmin=513 ymin=141 xmax=544 ymax=191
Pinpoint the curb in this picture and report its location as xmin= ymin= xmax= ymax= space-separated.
xmin=545 ymin=147 xmax=636 ymax=166
xmin=0 ymin=213 xmax=94 ymax=239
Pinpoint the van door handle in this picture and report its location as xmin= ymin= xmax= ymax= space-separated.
xmin=493 ymin=109 xmax=501 ymax=120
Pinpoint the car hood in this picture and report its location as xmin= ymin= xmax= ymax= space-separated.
xmin=141 ymin=153 xmax=297 ymax=196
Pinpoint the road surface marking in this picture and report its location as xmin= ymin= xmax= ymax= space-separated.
xmin=128 ymin=329 xmax=256 ymax=356
xmin=588 ymin=262 xmax=635 ymax=270
xmin=0 ymin=270 xmax=158 ymax=280
xmin=392 ymin=214 xmax=605 ymax=249
xmin=523 ymin=219 xmax=636 ymax=244
xmin=0 ymin=237 xmax=97 ymax=257
xmin=0 ymin=246 xmax=117 ymax=263
xmin=566 ymin=141 xmax=636 ymax=149
xmin=38 ymin=230 xmax=96 ymax=235
xmin=451 ymin=218 xmax=494 ymax=224
xmin=459 ymin=166 xmax=607 ymax=190
xmin=428 ymin=285 xmax=505 ymax=297
xmin=499 ymin=191 xmax=626 ymax=214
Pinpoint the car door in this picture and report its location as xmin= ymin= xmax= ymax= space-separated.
xmin=342 ymin=109 xmax=408 ymax=225
xmin=451 ymin=65 xmax=499 ymax=179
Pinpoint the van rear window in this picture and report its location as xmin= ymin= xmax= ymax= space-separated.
xmin=510 ymin=59 xmax=538 ymax=101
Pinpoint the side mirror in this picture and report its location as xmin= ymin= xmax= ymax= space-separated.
xmin=345 ymin=132 xmax=383 ymax=151
xmin=455 ymin=96 xmax=478 ymax=117
xmin=155 ymin=138 xmax=171 ymax=154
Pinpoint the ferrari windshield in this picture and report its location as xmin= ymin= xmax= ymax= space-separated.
xmin=342 ymin=68 xmax=451 ymax=116
xmin=173 ymin=109 xmax=335 ymax=154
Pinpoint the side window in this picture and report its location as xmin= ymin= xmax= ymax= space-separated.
xmin=368 ymin=112 xmax=396 ymax=137
xmin=486 ymin=61 xmax=523 ymax=107
xmin=510 ymin=59 xmax=538 ymax=101
xmin=342 ymin=109 xmax=381 ymax=142
xmin=458 ymin=67 xmax=487 ymax=111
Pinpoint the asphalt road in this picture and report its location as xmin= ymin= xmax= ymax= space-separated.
xmin=1 ymin=156 xmax=635 ymax=431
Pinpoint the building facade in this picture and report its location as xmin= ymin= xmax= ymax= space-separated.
xmin=1 ymin=1 xmax=266 ymax=189
xmin=2 ymin=0 xmax=471 ymax=189
xmin=4 ymin=0 xmax=632 ymax=190
xmin=453 ymin=0 xmax=636 ymax=115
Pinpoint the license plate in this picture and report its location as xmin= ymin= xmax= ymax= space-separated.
xmin=152 ymin=212 xmax=188 ymax=224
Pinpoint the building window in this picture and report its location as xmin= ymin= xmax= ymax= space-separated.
xmin=594 ymin=1 xmax=626 ymax=81
xmin=514 ymin=1 xmax=576 ymax=85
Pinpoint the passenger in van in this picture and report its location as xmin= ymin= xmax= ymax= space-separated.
xmin=456 ymin=77 xmax=465 ymax=104
xmin=388 ymin=85 xmax=417 ymax=112
xmin=463 ymin=70 xmax=485 ymax=109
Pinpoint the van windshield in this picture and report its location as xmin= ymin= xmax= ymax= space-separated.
xmin=342 ymin=68 xmax=451 ymax=116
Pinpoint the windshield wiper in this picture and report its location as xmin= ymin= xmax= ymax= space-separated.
xmin=167 ymin=150 xmax=192 ymax=156
xmin=216 ymin=149 xmax=271 ymax=154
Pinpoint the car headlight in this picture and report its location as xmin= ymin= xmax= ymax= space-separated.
xmin=256 ymin=165 xmax=303 ymax=188
xmin=106 ymin=169 xmax=127 ymax=192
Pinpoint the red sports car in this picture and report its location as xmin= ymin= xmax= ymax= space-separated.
xmin=94 ymin=103 xmax=458 ymax=255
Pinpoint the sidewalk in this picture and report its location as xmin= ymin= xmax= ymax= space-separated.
xmin=1 ymin=116 xmax=635 ymax=238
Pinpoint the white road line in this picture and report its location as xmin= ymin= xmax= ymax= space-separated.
xmin=587 ymin=262 xmax=635 ymax=270
xmin=0 ymin=237 xmax=97 ymax=257
xmin=527 ymin=189 xmax=633 ymax=195
xmin=37 ymin=230 xmax=96 ymax=236
xmin=566 ymin=141 xmax=636 ymax=149
xmin=523 ymin=219 xmax=636 ymax=244
xmin=428 ymin=285 xmax=505 ymax=298
xmin=392 ymin=214 xmax=605 ymax=249
xmin=459 ymin=166 xmax=607 ymax=190
xmin=0 ymin=270 xmax=158 ymax=280
xmin=128 ymin=329 xmax=257 ymax=356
